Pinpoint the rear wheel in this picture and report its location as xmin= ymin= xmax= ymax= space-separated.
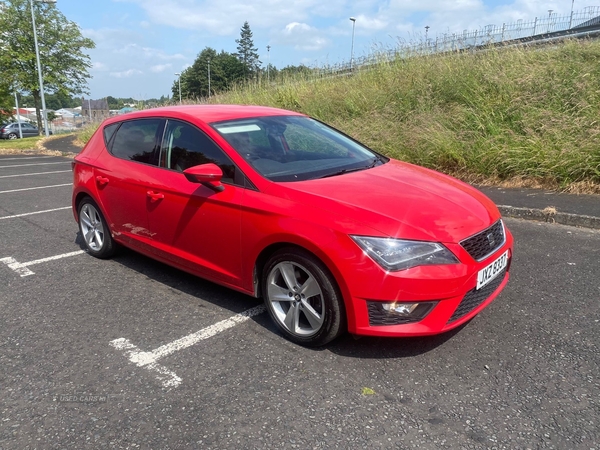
xmin=262 ymin=248 xmax=345 ymax=346
xmin=7 ymin=133 xmax=17 ymax=140
xmin=78 ymin=197 xmax=116 ymax=259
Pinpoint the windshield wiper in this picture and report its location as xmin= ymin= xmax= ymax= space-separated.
xmin=319 ymin=157 xmax=380 ymax=179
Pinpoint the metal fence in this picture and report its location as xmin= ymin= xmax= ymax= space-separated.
xmin=317 ymin=6 xmax=600 ymax=76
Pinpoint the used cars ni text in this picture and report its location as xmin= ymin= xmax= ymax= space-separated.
xmin=72 ymin=105 xmax=513 ymax=346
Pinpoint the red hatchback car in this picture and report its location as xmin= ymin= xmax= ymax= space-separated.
xmin=72 ymin=105 xmax=513 ymax=346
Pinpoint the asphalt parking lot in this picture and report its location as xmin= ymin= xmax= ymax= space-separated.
xmin=1 ymin=154 xmax=599 ymax=449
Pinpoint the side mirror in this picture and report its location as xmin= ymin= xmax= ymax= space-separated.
xmin=183 ymin=163 xmax=225 ymax=192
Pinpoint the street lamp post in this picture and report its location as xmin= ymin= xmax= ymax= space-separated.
xmin=174 ymin=72 xmax=182 ymax=104
xmin=349 ymin=17 xmax=356 ymax=72
xmin=425 ymin=25 xmax=430 ymax=51
xmin=207 ymin=60 xmax=211 ymax=99
xmin=266 ymin=45 xmax=271 ymax=83
xmin=30 ymin=0 xmax=56 ymax=137
xmin=569 ymin=0 xmax=575 ymax=28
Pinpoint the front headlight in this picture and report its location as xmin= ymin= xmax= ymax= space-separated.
xmin=351 ymin=236 xmax=459 ymax=271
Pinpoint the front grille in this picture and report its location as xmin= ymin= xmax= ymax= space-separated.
xmin=460 ymin=220 xmax=505 ymax=261
xmin=447 ymin=267 xmax=507 ymax=324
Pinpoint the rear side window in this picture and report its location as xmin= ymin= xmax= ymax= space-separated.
xmin=103 ymin=123 xmax=119 ymax=146
xmin=110 ymin=119 xmax=162 ymax=165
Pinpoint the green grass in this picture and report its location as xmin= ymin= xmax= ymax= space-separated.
xmin=215 ymin=39 xmax=600 ymax=192
xmin=0 ymin=136 xmax=43 ymax=150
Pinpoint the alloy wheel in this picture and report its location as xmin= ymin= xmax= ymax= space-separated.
xmin=266 ymin=261 xmax=325 ymax=337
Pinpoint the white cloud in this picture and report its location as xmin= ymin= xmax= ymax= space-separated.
xmin=150 ymin=64 xmax=172 ymax=73
xmin=278 ymin=22 xmax=330 ymax=51
xmin=110 ymin=69 xmax=144 ymax=78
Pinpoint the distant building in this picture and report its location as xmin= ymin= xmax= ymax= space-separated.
xmin=81 ymin=98 xmax=110 ymax=122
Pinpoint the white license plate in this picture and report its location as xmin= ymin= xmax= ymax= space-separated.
xmin=476 ymin=250 xmax=508 ymax=290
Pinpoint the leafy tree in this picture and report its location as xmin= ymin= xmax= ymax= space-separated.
xmin=235 ymin=21 xmax=261 ymax=79
xmin=0 ymin=0 xmax=95 ymax=133
xmin=172 ymin=48 xmax=246 ymax=100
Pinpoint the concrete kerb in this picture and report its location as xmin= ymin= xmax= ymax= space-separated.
xmin=498 ymin=205 xmax=600 ymax=230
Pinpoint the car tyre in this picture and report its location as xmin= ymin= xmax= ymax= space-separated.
xmin=262 ymin=248 xmax=345 ymax=346
xmin=7 ymin=133 xmax=17 ymax=140
xmin=78 ymin=197 xmax=116 ymax=259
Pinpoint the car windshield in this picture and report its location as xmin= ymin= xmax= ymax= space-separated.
xmin=211 ymin=115 xmax=386 ymax=182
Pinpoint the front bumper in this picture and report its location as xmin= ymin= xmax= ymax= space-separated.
xmin=345 ymin=228 xmax=514 ymax=337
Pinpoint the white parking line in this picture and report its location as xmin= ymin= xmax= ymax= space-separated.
xmin=110 ymin=304 xmax=267 ymax=388
xmin=0 ymin=250 xmax=85 ymax=276
xmin=0 ymin=207 xmax=71 ymax=220
xmin=0 ymin=162 xmax=70 ymax=169
xmin=0 ymin=156 xmax=55 ymax=161
xmin=0 ymin=170 xmax=71 ymax=179
xmin=0 ymin=184 xmax=71 ymax=194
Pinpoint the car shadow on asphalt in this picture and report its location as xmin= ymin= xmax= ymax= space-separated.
xmin=75 ymin=233 xmax=467 ymax=359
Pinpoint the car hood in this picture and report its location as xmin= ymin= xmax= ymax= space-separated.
xmin=277 ymin=160 xmax=500 ymax=243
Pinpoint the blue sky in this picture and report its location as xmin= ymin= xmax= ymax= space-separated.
xmin=53 ymin=0 xmax=585 ymax=99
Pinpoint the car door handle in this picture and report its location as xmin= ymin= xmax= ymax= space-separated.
xmin=147 ymin=191 xmax=164 ymax=202
xmin=96 ymin=176 xmax=109 ymax=186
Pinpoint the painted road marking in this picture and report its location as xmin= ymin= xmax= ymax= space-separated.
xmin=0 ymin=170 xmax=71 ymax=179
xmin=0 ymin=156 xmax=55 ymax=161
xmin=0 ymin=207 xmax=71 ymax=220
xmin=110 ymin=304 xmax=267 ymax=388
xmin=0 ymin=162 xmax=70 ymax=169
xmin=0 ymin=250 xmax=85 ymax=277
xmin=0 ymin=184 xmax=71 ymax=194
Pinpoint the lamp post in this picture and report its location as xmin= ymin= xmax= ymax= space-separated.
xmin=569 ymin=0 xmax=575 ymax=28
xmin=207 ymin=59 xmax=211 ymax=99
xmin=30 ymin=0 xmax=56 ymax=137
xmin=349 ymin=17 xmax=356 ymax=72
xmin=425 ymin=25 xmax=430 ymax=50
xmin=174 ymin=72 xmax=182 ymax=104
xmin=266 ymin=45 xmax=271 ymax=83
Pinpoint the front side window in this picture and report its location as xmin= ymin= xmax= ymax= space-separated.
xmin=160 ymin=120 xmax=236 ymax=183
xmin=212 ymin=116 xmax=385 ymax=182
xmin=110 ymin=119 xmax=162 ymax=165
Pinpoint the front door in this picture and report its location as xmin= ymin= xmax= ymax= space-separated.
xmin=145 ymin=120 xmax=245 ymax=288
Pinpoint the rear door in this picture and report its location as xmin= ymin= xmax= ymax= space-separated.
xmin=93 ymin=118 xmax=163 ymax=248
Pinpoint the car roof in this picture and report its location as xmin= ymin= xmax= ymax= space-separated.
xmin=103 ymin=104 xmax=305 ymax=126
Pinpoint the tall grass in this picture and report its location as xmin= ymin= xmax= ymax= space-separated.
xmin=215 ymin=40 xmax=600 ymax=192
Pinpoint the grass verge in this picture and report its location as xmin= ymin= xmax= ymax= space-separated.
xmin=215 ymin=39 xmax=600 ymax=193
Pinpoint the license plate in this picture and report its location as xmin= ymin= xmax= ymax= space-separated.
xmin=476 ymin=250 xmax=508 ymax=290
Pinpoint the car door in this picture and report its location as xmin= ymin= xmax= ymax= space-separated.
xmin=144 ymin=119 xmax=245 ymax=287
xmin=21 ymin=123 xmax=37 ymax=137
xmin=93 ymin=118 xmax=163 ymax=249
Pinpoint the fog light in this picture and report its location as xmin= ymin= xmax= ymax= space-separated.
xmin=367 ymin=301 xmax=438 ymax=326
xmin=382 ymin=302 xmax=419 ymax=315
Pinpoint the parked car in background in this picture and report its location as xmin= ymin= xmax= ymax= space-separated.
xmin=72 ymin=105 xmax=513 ymax=346
xmin=0 ymin=122 xmax=52 ymax=139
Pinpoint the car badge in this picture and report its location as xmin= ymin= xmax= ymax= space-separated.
xmin=486 ymin=233 xmax=496 ymax=247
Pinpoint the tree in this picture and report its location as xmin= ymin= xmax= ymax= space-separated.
xmin=172 ymin=48 xmax=246 ymax=100
xmin=235 ymin=21 xmax=261 ymax=80
xmin=0 ymin=0 xmax=95 ymax=133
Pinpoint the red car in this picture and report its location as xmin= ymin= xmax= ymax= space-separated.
xmin=72 ymin=105 xmax=513 ymax=346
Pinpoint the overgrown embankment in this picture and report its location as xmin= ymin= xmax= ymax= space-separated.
xmin=217 ymin=40 xmax=600 ymax=193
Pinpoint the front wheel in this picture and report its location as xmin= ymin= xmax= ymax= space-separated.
xmin=262 ymin=248 xmax=345 ymax=346
xmin=78 ymin=197 xmax=116 ymax=259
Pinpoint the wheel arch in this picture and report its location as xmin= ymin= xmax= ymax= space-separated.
xmin=253 ymin=241 xmax=351 ymax=325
